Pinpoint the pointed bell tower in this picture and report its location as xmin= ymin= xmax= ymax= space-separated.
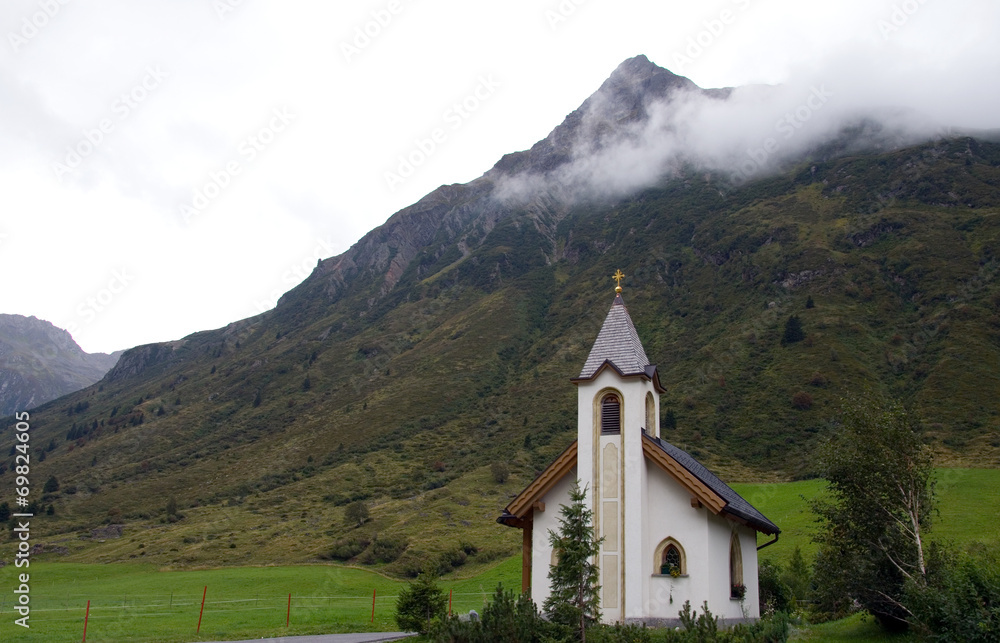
xmin=570 ymin=270 xmax=666 ymax=622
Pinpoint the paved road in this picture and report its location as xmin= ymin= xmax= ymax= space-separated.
xmin=198 ymin=633 xmax=415 ymax=643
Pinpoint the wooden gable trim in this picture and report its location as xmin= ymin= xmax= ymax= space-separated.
xmin=504 ymin=441 xmax=578 ymax=519
xmin=570 ymin=360 xmax=667 ymax=394
xmin=641 ymin=435 xmax=726 ymax=514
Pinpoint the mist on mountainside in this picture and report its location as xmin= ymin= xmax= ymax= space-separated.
xmin=494 ymin=53 xmax=997 ymax=207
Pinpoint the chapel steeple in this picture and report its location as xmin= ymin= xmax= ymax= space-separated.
xmin=574 ymin=270 xmax=665 ymax=393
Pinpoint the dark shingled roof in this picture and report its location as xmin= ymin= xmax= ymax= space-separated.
xmin=647 ymin=432 xmax=780 ymax=535
xmin=579 ymin=293 xmax=650 ymax=378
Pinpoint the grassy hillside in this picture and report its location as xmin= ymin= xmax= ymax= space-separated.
xmin=2 ymin=137 xmax=999 ymax=572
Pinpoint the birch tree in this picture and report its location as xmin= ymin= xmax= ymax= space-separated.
xmin=812 ymin=392 xmax=934 ymax=630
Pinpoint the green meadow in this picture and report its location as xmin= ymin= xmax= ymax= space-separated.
xmin=732 ymin=468 xmax=1000 ymax=568
xmin=1 ymin=469 xmax=995 ymax=642
xmin=0 ymin=557 xmax=521 ymax=642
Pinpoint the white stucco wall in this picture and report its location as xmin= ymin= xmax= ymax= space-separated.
xmin=643 ymin=461 xmax=713 ymax=617
xmin=529 ymin=466 xmax=577 ymax=608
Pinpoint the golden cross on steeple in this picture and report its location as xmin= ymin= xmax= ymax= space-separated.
xmin=612 ymin=269 xmax=625 ymax=293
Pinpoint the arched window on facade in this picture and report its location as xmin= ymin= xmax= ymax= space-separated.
xmin=730 ymin=532 xmax=745 ymax=599
xmin=601 ymin=394 xmax=621 ymax=435
xmin=645 ymin=392 xmax=655 ymax=435
xmin=653 ymin=537 xmax=686 ymax=576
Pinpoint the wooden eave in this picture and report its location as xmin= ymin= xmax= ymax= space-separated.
xmin=502 ymin=441 xmax=578 ymax=522
xmin=570 ymin=360 xmax=667 ymax=394
xmin=641 ymin=435 xmax=727 ymax=514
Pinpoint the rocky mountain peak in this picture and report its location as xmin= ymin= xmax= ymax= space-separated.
xmin=0 ymin=314 xmax=121 ymax=415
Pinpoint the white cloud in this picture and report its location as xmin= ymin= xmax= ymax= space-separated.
xmin=0 ymin=0 xmax=996 ymax=352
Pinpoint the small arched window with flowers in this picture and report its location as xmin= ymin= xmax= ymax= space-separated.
xmin=653 ymin=537 xmax=687 ymax=576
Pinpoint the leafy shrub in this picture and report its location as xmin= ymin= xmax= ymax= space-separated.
xmin=429 ymin=583 xmax=568 ymax=643
xmin=365 ymin=534 xmax=409 ymax=564
xmin=490 ymin=461 xmax=510 ymax=484
xmin=791 ymin=391 xmax=813 ymax=410
xmin=906 ymin=542 xmax=1000 ymax=642
xmin=343 ymin=500 xmax=369 ymax=527
xmin=758 ymin=560 xmax=794 ymax=615
xmin=329 ymin=536 xmax=370 ymax=561
xmin=641 ymin=602 xmax=790 ymax=642
xmin=588 ymin=622 xmax=652 ymax=643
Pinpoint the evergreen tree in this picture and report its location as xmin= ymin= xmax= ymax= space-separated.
xmin=395 ymin=573 xmax=446 ymax=634
xmin=544 ymin=481 xmax=603 ymax=642
xmin=43 ymin=476 xmax=59 ymax=493
xmin=781 ymin=315 xmax=805 ymax=345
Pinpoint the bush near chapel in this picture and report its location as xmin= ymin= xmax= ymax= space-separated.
xmin=395 ymin=573 xmax=447 ymax=634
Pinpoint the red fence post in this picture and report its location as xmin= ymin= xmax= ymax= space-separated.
xmin=371 ymin=588 xmax=376 ymax=624
xmin=82 ymin=600 xmax=90 ymax=643
xmin=286 ymin=593 xmax=291 ymax=627
xmin=449 ymin=589 xmax=453 ymax=616
xmin=197 ymin=586 xmax=207 ymax=633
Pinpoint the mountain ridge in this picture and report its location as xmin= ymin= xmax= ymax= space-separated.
xmin=0 ymin=314 xmax=121 ymax=416
xmin=2 ymin=56 xmax=998 ymax=572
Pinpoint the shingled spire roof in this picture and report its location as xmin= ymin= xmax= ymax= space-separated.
xmin=577 ymin=292 xmax=655 ymax=380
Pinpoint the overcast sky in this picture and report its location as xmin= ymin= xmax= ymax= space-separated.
xmin=0 ymin=0 xmax=998 ymax=354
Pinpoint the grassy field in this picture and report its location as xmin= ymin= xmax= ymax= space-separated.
xmin=788 ymin=613 xmax=919 ymax=642
xmin=2 ymin=469 xmax=995 ymax=642
xmin=731 ymin=468 xmax=1000 ymax=568
xmin=0 ymin=557 xmax=521 ymax=642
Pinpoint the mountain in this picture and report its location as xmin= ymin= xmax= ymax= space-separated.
xmin=2 ymin=56 xmax=999 ymax=573
xmin=0 ymin=315 xmax=121 ymax=416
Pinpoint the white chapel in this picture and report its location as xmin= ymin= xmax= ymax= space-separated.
xmin=498 ymin=275 xmax=780 ymax=625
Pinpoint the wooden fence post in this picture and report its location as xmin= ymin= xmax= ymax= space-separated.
xmin=197 ymin=586 xmax=207 ymax=633
xmin=82 ymin=600 xmax=91 ymax=642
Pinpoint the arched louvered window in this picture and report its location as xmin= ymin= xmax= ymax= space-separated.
xmin=645 ymin=392 xmax=655 ymax=434
xmin=601 ymin=394 xmax=621 ymax=435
